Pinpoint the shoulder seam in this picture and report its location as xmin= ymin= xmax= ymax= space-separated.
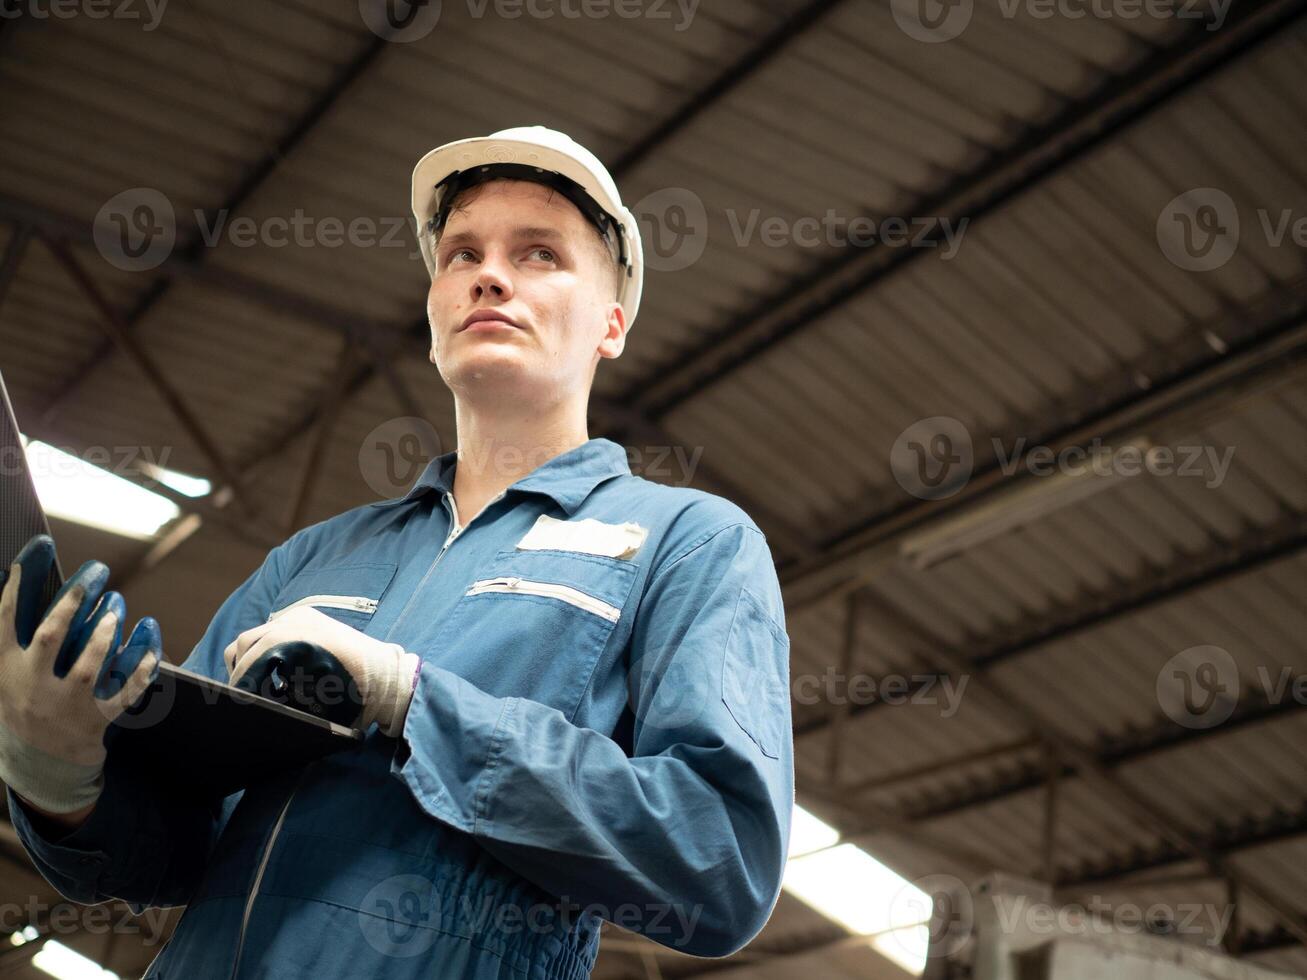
xmin=647 ymin=521 xmax=763 ymax=590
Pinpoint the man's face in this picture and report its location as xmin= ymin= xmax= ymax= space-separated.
xmin=426 ymin=180 xmax=626 ymax=403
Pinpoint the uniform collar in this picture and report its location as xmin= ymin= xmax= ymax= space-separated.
xmin=392 ymin=437 xmax=631 ymax=516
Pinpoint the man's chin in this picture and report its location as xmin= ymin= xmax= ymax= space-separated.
xmin=442 ymin=350 xmax=533 ymax=391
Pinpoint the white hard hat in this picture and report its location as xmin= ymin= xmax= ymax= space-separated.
xmin=411 ymin=126 xmax=644 ymax=326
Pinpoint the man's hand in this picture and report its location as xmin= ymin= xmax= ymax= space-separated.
xmin=0 ymin=535 xmax=161 ymax=818
xmin=225 ymin=607 xmax=419 ymax=736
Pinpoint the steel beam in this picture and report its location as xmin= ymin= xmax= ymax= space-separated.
xmin=846 ymin=682 xmax=1307 ymax=832
xmin=610 ymin=0 xmax=848 ymax=177
xmin=40 ymin=234 xmax=257 ymax=516
xmin=780 ymin=287 xmax=1307 ymax=614
xmin=825 ymin=591 xmax=859 ymax=783
xmin=286 ymin=339 xmax=357 ymax=533
xmin=1061 ymin=806 xmax=1307 ymax=889
xmin=853 ymin=589 xmax=1307 ymax=948
xmin=630 ymin=0 xmax=1307 ymax=418
xmin=794 ymin=511 xmax=1307 ymax=740
xmin=0 ymin=223 xmax=31 ymax=316
xmin=0 ymin=194 xmax=393 ymax=361
xmin=37 ymin=32 xmax=393 ymax=424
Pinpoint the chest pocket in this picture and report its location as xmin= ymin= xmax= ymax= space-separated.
xmin=268 ymin=562 xmax=398 ymax=633
xmin=443 ymin=548 xmax=639 ymax=719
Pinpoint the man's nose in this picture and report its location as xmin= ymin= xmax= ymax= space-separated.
xmin=471 ymin=254 xmax=513 ymax=302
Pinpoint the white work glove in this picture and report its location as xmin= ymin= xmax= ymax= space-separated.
xmin=225 ymin=606 xmax=420 ymax=737
xmin=0 ymin=536 xmax=161 ymax=814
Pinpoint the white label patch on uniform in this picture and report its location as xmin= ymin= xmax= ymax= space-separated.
xmin=516 ymin=514 xmax=649 ymax=559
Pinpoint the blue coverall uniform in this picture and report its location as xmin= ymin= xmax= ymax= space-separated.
xmin=10 ymin=437 xmax=794 ymax=979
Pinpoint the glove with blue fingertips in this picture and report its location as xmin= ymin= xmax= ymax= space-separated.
xmin=0 ymin=535 xmax=162 ymax=814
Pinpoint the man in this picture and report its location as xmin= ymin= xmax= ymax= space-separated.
xmin=0 ymin=126 xmax=794 ymax=978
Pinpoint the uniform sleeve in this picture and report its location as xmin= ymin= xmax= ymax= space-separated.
xmin=392 ymin=522 xmax=794 ymax=957
xmin=8 ymin=539 xmax=296 ymax=910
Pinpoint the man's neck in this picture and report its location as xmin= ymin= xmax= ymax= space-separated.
xmin=448 ymin=400 xmax=589 ymax=526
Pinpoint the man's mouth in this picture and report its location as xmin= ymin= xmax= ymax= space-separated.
xmin=459 ymin=310 xmax=523 ymax=332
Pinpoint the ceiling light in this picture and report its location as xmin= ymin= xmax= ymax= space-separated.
xmin=871 ymin=923 xmax=930 ymax=975
xmin=31 ymin=939 xmax=119 ymax=979
xmin=789 ymin=804 xmax=840 ymax=859
xmin=141 ymin=461 xmax=212 ymax=498
xmin=22 ymin=437 xmax=181 ymax=539
xmin=784 ymin=843 xmax=930 ymax=937
xmin=783 ymin=821 xmax=934 ymax=976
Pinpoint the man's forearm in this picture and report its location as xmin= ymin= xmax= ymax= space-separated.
xmin=8 ymin=767 xmax=223 ymax=910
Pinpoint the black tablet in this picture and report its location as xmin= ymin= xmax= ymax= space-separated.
xmin=0 ymin=369 xmax=362 ymax=796
xmin=108 ymin=662 xmax=363 ymax=796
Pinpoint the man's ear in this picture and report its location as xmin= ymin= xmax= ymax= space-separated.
xmin=596 ymin=302 xmax=628 ymax=360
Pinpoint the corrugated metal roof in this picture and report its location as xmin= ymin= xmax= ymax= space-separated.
xmin=3 ymin=1 xmax=1307 ymax=977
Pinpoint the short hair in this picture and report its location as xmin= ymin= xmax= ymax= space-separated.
xmin=432 ymin=179 xmax=622 ymax=301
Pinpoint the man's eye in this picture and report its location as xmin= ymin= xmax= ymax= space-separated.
xmin=528 ymin=247 xmax=556 ymax=262
xmin=446 ymin=248 xmax=475 ymax=264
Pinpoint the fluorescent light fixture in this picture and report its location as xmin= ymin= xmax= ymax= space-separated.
xmin=141 ymin=462 xmax=212 ymax=498
xmin=10 ymin=924 xmax=39 ymax=946
xmin=871 ymin=923 xmax=930 ymax=975
xmin=784 ymin=808 xmax=934 ymax=975
xmin=784 ymin=843 xmax=931 ymax=936
xmin=21 ymin=437 xmax=181 ymax=539
xmin=789 ymin=804 xmax=840 ymax=859
xmin=900 ymin=437 xmax=1153 ymax=570
xmin=31 ymin=939 xmax=119 ymax=979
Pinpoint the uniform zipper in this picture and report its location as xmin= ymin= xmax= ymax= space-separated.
xmin=382 ymin=488 xmax=503 ymax=639
xmin=465 ymin=577 xmax=621 ymax=622
xmin=266 ymin=594 xmax=378 ymax=622
xmin=228 ymin=490 xmax=503 ymax=976
xmin=439 ymin=487 xmax=504 ymax=552
xmin=230 ymin=771 xmax=304 ymax=979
